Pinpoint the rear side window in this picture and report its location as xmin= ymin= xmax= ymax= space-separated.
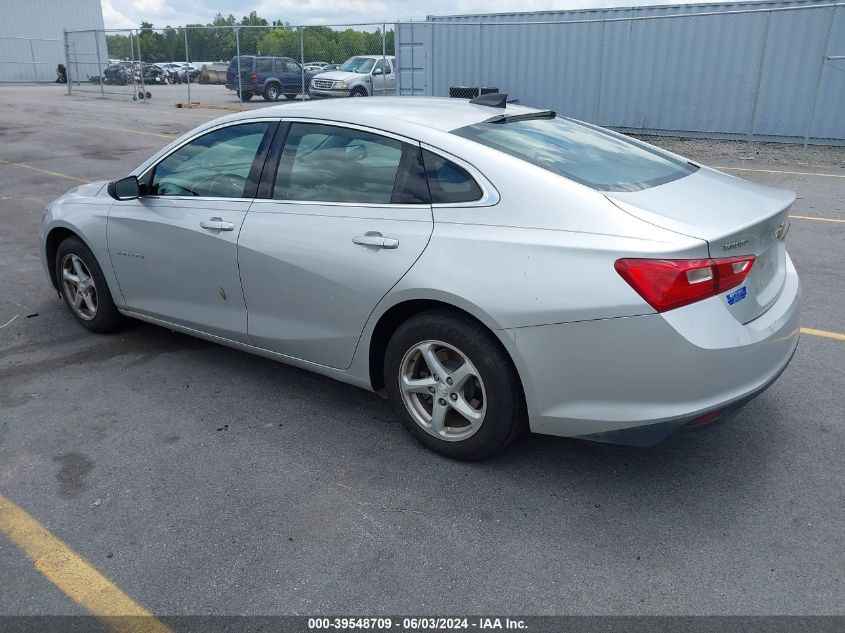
xmin=230 ymin=56 xmax=252 ymax=70
xmin=256 ymin=58 xmax=273 ymax=73
xmin=422 ymin=150 xmax=482 ymax=204
xmin=453 ymin=116 xmax=696 ymax=192
xmin=273 ymin=123 xmax=429 ymax=205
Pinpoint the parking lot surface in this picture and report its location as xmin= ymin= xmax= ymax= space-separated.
xmin=0 ymin=85 xmax=843 ymax=617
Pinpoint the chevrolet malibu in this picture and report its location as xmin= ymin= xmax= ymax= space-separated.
xmin=39 ymin=95 xmax=800 ymax=460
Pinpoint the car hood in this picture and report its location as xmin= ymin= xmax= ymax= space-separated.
xmin=59 ymin=181 xmax=109 ymax=199
xmin=313 ymin=71 xmax=366 ymax=82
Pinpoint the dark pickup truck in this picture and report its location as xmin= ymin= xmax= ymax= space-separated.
xmin=225 ymin=55 xmax=316 ymax=102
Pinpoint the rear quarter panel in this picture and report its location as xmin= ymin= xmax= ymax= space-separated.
xmin=346 ymin=148 xmax=709 ymax=389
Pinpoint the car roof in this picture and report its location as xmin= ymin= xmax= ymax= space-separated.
xmin=134 ymin=97 xmax=551 ymax=181
xmin=227 ymin=96 xmax=541 ymax=134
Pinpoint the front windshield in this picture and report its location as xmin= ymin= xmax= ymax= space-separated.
xmin=339 ymin=57 xmax=375 ymax=73
xmin=453 ymin=116 xmax=697 ymax=192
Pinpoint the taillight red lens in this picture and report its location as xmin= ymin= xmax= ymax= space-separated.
xmin=615 ymin=255 xmax=755 ymax=312
xmin=713 ymin=256 xmax=755 ymax=292
xmin=250 ymin=73 xmax=258 ymax=83
xmin=687 ymin=410 xmax=723 ymax=426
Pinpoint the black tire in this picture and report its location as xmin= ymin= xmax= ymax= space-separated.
xmin=238 ymin=90 xmax=253 ymax=102
xmin=55 ymin=237 xmax=127 ymax=333
xmin=284 ymin=93 xmax=297 ymax=101
xmin=263 ymin=83 xmax=280 ymax=102
xmin=350 ymin=87 xmax=368 ymax=97
xmin=384 ymin=310 xmax=526 ymax=461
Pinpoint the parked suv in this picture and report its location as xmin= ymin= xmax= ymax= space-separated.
xmin=309 ymin=55 xmax=396 ymax=98
xmin=225 ymin=55 xmax=316 ymax=102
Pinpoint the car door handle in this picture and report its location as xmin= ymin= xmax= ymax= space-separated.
xmin=353 ymin=233 xmax=398 ymax=249
xmin=200 ymin=218 xmax=234 ymax=231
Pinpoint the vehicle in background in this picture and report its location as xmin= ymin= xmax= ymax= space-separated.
xmin=304 ymin=61 xmax=329 ymax=72
xmin=101 ymin=61 xmax=134 ymax=85
xmin=141 ymin=63 xmax=165 ymax=84
xmin=225 ymin=55 xmax=316 ymax=102
xmin=309 ymin=55 xmax=396 ymax=98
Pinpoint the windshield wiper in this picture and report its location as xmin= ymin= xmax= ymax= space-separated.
xmin=484 ymin=111 xmax=556 ymax=124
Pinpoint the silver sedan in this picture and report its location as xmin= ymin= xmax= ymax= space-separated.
xmin=39 ymin=95 xmax=800 ymax=459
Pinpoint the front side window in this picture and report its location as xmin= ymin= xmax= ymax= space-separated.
xmin=285 ymin=61 xmax=301 ymax=74
xmin=150 ymin=123 xmax=270 ymax=198
xmin=273 ymin=123 xmax=429 ymax=205
xmin=339 ymin=57 xmax=375 ymax=74
xmin=422 ymin=150 xmax=482 ymax=204
xmin=453 ymin=116 xmax=697 ymax=192
xmin=373 ymin=59 xmax=391 ymax=75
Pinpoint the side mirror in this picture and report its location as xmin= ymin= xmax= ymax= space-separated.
xmin=372 ymin=68 xmax=383 ymax=76
xmin=108 ymin=175 xmax=140 ymax=201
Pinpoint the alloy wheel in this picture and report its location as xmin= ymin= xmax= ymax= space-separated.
xmin=399 ymin=340 xmax=487 ymax=442
xmin=61 ymin=254 xmax=98 ymax=320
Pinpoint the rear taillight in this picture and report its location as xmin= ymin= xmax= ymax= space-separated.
xmin=250 ymin=73 xmax=258 ymax=83
xmin=615 ymin=255 xmax=755 ymax=312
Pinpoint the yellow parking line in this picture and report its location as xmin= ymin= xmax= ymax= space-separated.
xmin=789 ymin=214 xmax=845 ymax=224
xmin=0 ymin=493 xmax=173 ymax=633
xmin=801 ymin=327 xmax=845 ymax=341
xmin=6 ymin=162 xmax=91 ymax=184
xmin=715 ymin=166 xmax=845 ymax=178
xmin=95 ymin=126 xmax=174 ymax=140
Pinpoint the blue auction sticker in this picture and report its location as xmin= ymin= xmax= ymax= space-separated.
xmin=726 ymin=286 xmax=747 ymax=305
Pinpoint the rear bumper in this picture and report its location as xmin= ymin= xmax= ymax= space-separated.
xmin=510 ymin=253 xmax=800 ymax=443
xmin=225 ymin=83 xmax=259 ymax=93
xmin=575 ymin=338 xmax=797 ymax=446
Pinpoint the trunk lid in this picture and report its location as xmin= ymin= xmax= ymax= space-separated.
xmin=608 ymin=167 xmax=794 ymax=323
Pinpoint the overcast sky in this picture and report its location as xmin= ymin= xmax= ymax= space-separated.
xmin=101 ymin=0 xmax=724 ymax=29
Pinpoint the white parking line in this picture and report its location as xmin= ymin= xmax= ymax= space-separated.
xmin=789 ymin=215 xmax=845 ymax=224
xmin=715 ymin=166 xmax=845 ymax=178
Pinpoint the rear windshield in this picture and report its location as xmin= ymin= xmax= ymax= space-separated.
xmin=452 ymin=117 xmax=697 ymax=192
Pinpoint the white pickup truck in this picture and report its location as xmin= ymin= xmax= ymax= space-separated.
xmin=308 ymin=55 xmax=396 ymax=98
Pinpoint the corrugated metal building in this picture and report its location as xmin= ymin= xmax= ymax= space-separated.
xmin=396 ymin=0 xmax=845 ymax=143
xmin=0 ymin=0 xmax=106 ymax=81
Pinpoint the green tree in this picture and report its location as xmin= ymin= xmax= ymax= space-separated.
xmin=106 ymin=33 xmax=132 ymax=60
xmin=238 ymin=11 xmax=269 ymax=56
xmin=257 ymin=27 xmax=299 ymax=58
xmin=137 ymin=21 xmax=166 ymax=62
xmin=112 ymin=11 xmax=395 ymax=65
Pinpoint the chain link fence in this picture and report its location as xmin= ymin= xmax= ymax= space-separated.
xmin=64 ymin=24 xmax=396 ymax=106
xmin=62 ymin=2 xmax=843 ymax=148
